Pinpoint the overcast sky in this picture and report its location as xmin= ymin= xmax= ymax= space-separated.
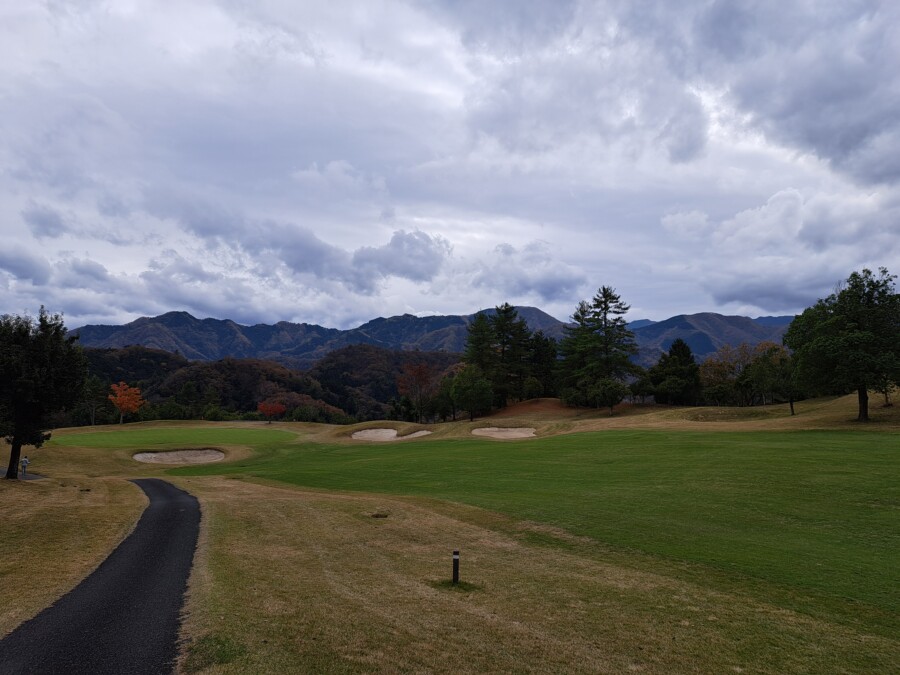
xmin=2 ymin=1 xmax=898 ymax=329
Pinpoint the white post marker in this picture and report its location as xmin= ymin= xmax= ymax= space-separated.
xmin=452 ymin=549 xmax=460 ymax=585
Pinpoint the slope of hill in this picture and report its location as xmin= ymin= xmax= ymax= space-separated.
xmin=74 ymin=307 xmax=565 ymax=367
xmin=631 ymin=313 xmax=789 ymax=365
xmin=75 ymin=307 xmax=792 ymax=367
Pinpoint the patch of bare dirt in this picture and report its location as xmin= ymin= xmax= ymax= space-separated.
xmin=132 ymin=449 xmax=225 ymax=464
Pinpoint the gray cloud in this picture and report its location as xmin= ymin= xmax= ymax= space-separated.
xmin=0 ymin=246 xmax=52 ymax=286
xmin=22 ymin=202 xmax=70 ymax=239
xmin=471 ymin=241 xmax=586 ymax=303
xmin=621 ymin=0 xmax=900 ymax=184
xmin=426 ymin=0 xmax=578 ymax=52
xmin=0 ymin=0 xmax=897 ymax=329
xmin=353 ymin=230 xmax=451 ymax=283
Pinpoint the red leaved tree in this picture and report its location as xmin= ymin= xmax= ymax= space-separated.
xmin=108 ymin=381 xmax=146 ymax=424
xmin=257 ymin=401 xmax=286 ymax=423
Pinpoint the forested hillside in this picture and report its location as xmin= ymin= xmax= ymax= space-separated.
xmin=76 ymin=344 xmax=460 ymax=426
xmin=74 ymin=308 xmax=790 ymax=367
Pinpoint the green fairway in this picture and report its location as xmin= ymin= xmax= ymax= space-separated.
xmin=165 ymin=429 xmax=899 ymax=637
xmin=52 ymin=427 xmax=295 ymax=450
xmin=53 ymin=425 xmax=900 ymax=639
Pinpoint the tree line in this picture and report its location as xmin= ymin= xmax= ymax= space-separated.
xmin=438 ymin=268 xmax=898 ymax=421
xmin=3 ymin=268 xmax=898 ymax=478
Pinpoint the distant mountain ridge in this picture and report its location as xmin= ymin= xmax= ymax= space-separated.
xmin=74 ymin=308 xmax=793 ymax=368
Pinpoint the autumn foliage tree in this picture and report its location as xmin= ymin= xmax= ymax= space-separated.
xmin=257 ymin=400 xmax=286 ymax=423
xmin=108 ymin=381 xmax=145 ymax=423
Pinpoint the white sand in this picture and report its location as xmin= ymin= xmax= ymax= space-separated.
xmin=351 ymin=429 xmax=433 ymax=441
xmin=133 ymin=449 xmax=226 ymax=464
xmin=471 ymin=427 xmax=536 ymax=439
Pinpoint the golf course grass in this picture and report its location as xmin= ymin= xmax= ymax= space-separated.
xmin=6 ymin=400 xmax=899 ymax=673
xmin=171 ymin=429 xmax=898 ymax=636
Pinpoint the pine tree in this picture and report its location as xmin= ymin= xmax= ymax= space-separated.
xmin=559 ymin=287 xmax=639 ymax=407
xmin=2 ymin=308 xmax=86 ymax=479
xmin=648 ymin=338 xmax=701 ymax=405
xmin=488 ymin=303 xmax=531 ymax=407
xmin=464 ymin=313 xmax=496 ymax=375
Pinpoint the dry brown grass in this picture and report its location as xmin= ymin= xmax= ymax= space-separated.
xmin=0 ymin=435 xmax=254 ymax=637
xmin=311 ymin=394 xmax=900 ymax=444
xmin=0 ymin=476 xmax=145 ymax=637
xmin=174 ymin=477 xmax=897 ymax=673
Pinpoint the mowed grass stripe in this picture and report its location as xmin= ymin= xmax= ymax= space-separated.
xmin=51 ymin=427 xmax=296 ymax=449
xmin=167 ymin=429 xmax=899 ymax=635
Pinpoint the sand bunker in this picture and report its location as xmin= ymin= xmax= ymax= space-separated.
xmin=133 ymin=448 xmax=225 ymax=464
xmin=351 ymin=429 xmax=433 ymax=441
xmin=471 ymin=427 xmax=536 ymax=439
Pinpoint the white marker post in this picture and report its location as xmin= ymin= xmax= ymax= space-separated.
xmin=452 ymin=549 xmax=460 ymax=585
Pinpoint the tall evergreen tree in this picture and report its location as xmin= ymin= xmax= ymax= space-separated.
xmin=559 ymin=287 xmax=639 ymax=406
xmin=528 ymin=330 xmax=558 ymax=397
xmin=1 ymin=308 xmax=86 ymax=479
xmin=488 ymin=303 xmax=531 ymax=407
xmin=463 ymin=312 xmax=496 ymax=375
xmin=648 ymin=338 xmax=702 ymax=405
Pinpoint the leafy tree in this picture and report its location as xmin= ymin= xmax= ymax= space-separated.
xmin=699 ymin=344 xmax=755 ymax=406
xmin=80 ymin=374 xmax=110 ymax=426
xmin=740 ymin=342 xmax=792 ymax=406
xmin=434 ymin=373 xmax=458 ymax=422
xmin=590 ymin=378 xmax=631 ymax=415
xmin=257 ymin=400 xmax=287 ymax=422
xmin=108 ymin=381 xmax=146 ymax=423
xmin=396 ymin=361 xmax=436 ymax=423
xmin=1 ymin=308 xmax=86 ymax=479
xmin=784 ymin=267 xmax=900 ymax=421
xmin=451 ymin=365 xmax=493 ymax=421
xmin=629 ymin=373 xmax=655 ymax=403
xmin=558 ymin=287 xmax=639 ymax=404
xmin=648 ymin=338 xmax=702 ymax=405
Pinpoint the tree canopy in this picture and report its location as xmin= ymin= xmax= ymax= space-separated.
xmin=648 ymin=338 xmax=701 ymax=405
xmin=108 ymin=381 xmax=146 ymax=424
xmin=1 ymin=308 xmax=86 ymax=479
xmin=558 ymin=286 xmax=640 ymax=409
xmin=461 ymin=304 xmax=558 ymax=411
xmin=784 ymin=267 xmax=900 ymax=421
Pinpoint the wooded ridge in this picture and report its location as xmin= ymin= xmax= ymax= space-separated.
xmin=74 ymin=307 xmax=792 ymax=368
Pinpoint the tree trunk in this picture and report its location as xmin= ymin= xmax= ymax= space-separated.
xmin=5 ymin=439 xmax=22 ymax=479
xmin=789 ymin=396 xmax=795 ymax=416
xmin=857 ymin=386 xmax=869 ymax=422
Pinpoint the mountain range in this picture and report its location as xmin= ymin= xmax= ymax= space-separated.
xmin=74 ymin=308 xmax=793 ymax=369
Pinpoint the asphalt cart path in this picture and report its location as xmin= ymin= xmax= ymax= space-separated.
xmin=0 ymin=479 xmax=200 ymax=674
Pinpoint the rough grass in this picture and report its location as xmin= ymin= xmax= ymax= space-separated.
xmin=0 ymin=476 xmax=145 ymax=637
xmin=172 ymin=477 xmax=898 ymax=673
xmin=173 ymin=429 xmax=900 ymax=640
